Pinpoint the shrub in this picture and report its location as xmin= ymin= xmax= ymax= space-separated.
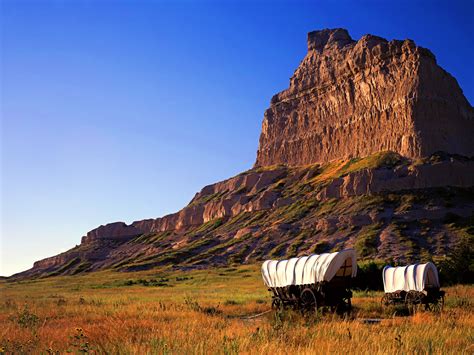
xmin=224 ymin=300 xmax=239 ymax=305
xmin=184 ymin=296 xmax=222 ymax=315
xmin=17 ymin=305 xmax=39 ymax=329
xmin=354 ymin=224 xmax=380 ymax=257
xmin=438 ymin=234 xmax=474 ymax=285
xmin=269 ymin=243 xmax=287 ymax=258
xmin=312 ymin=241 xmax=330 ymax=254
xmin=354 ymin=261 xmax=385 ymax=290
xmin=68 ymin=327 xmax=95 ymax=353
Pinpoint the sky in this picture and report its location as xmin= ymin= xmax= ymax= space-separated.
xmin=1 ymin=0 xmax=473 ymax=276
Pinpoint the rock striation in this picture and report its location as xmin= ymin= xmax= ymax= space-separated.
xmin=255 ymin=28 xmax=474 ymax=167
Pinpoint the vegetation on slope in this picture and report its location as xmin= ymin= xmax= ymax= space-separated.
xmin=20 ymin=152 xmax=474 ymax=285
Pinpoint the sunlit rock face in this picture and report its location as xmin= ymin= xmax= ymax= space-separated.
xmin=15 ymin=29 xmax=474 ymax=279
xmin=255 ymin=28 xmax=474 ymax=167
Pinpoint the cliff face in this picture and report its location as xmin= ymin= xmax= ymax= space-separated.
xmin=255 ymin=29 xmax=474 ymax=167
xmin=13 ymin=29 xmax=474 ymax=279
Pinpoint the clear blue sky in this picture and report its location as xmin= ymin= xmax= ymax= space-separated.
xmin=1 ymin=0 xmax=473 ymax=276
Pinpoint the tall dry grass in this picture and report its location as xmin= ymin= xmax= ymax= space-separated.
xmin=0 ymin=266 xmax=472 ymax=354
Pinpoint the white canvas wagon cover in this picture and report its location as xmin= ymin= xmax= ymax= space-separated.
xmin=382 ymin=262 xmax=440 ymax=293
xmin=261 ymin=249 xmax=357 ymax=288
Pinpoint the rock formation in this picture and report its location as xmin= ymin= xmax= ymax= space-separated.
xmin=81 ymin=222 xmax=142 ymax=244
xmin=255 ymin=28 xmax=474 ymax=167
xmin=12 ymin=29 xmax=474 ymax=279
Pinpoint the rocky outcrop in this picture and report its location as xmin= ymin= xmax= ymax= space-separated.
xmin=13 ymin=29 xmax=474 ymax=279
xmin=317 ymin=158 xmax=474 ymax=200
xmin=81 ymin=222 xmax=143 ymax=244
xmin=128 ymin=168 xmax=288 ymax=235
xmin=255 ymin=28 xmax=474 ymax=167
xmin=127 ymin=155 xmax=474 ymax=238
xmin=33 ymin=253 xmax=77 ymax=270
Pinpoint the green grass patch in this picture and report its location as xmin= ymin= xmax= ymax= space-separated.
xmin=269 ymin=243 xmax=287 ymax=258
xmin=287 ymin=230 xmax=312 ymax=256
xmin=312 ymin=240 xmax=330 ymax=254
xmin=277 ymin=199 xmax=318 ymax=223
xmin=355 ymin=224 xmax=382 ymax=257
xmin=47 ymin=257 xmax=81 ymax=277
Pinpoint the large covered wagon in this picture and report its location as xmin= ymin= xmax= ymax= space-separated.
xmin=381 ymin=262 xmax=445 ymax=313
xmin=261 ymin=249 xmax=357 ymax=315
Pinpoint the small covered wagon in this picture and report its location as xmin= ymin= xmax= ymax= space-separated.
xmin=261 ymin=249 xmax=357 ymax=315
xmin=381 ymin=262 xmax=445 ymax=313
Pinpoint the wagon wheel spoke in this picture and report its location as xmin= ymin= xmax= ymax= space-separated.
xmin=271 ymin=298 xmax=282 ymax=311
xmin=427 ymin=294 xmax=444 ymax=313
xmin=405 ymin=291 xmax=422 ymax=315
xmin=338 ymin=296 xmax=352 ymax=317
xmin=300 ymin=288 xmax=318 ymax=316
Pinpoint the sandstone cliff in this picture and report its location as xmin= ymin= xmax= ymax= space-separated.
xmin=13 ymin=29 xmax=474 ymax=279
xmin=255 ymin=28 xmax=474 ymax=167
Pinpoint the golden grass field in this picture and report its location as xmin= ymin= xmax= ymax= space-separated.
xmin=1 ymin=265 xmax=473 ymax=354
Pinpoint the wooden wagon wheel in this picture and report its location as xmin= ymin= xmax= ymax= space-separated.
xmin=300 ymin=288 xmax=318 ymax=316
xmin=271 ymin=298 xmax=282 ymax=311
xmin=381 ymin=294 xmax=390 ymax=308
xmin=405 ymin=291 xmax=423 ymax=315
xmin=426 ymin=293 xmax=444 ymax=313
xmin=338 ymin=296 xmax=352 ymax=316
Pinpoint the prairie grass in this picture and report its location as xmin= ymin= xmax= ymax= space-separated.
xmin=1 ymin=266 xmax=472 ymax=354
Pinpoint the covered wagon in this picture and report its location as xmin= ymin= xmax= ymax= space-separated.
xmin=381 ymin=262 xmax=444 ymax=313
xmin=261 ymin=249 xmax=357 ymax=315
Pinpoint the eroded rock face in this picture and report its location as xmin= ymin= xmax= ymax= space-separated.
xmin=255 ymin=28 xmax=474 ymax=167
xmin=317 ymin=159 xmax=474 ymax=200
xmin=81 ymin=222 xmax=143 ymax=244
xmin=33 ymin=253 xmax=76 ymax=269
xmin=66 ymin=155 xmax=474 ymax=245
xmin=128 ymin=169 xmax=287 ymax=235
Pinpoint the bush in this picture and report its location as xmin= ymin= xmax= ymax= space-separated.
xmin=184 ymin=296 xmax=222 ymax=315
xmin=224 ymin=299 xmax=239 ymax=305
xmin=354 ymin=261 xmax=385 ymax=290
xmin=17 ymin=305 xmax=39 ymax=329
xmin=312 ymin=241 xmax=330 ymax=254
xmin=354 ymin=224 xmax=380 ymax=257
xmin=438 ymin=234 xmax=474 ymax=285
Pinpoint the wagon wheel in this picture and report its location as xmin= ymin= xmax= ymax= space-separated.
xmin=426 ymin=294 xmax=444 ymax=313
xmin=300 ymin=288 xmax=318 ymax=316
xmin=405 ymin=291 xmax=423 ymax=315
xmin=271 ymin=298 xmax=282 ymax=311
xmin=338 ymin=296 xmax=352 ymax=317
xmin=381 ymin=294 xmax=390 ymax=308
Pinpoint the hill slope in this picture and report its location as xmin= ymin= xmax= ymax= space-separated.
xmin=18 ymin=152 xmax=474 ymax=278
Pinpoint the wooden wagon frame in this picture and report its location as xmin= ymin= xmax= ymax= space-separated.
xmin=262 ymin=249 xmax=356 ymax=315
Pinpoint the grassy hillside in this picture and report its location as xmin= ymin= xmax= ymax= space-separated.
xmin=20 ymin=151 xmax=474 ymax=279
xmin=1 ymin=267 xmax=473 ymax=353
